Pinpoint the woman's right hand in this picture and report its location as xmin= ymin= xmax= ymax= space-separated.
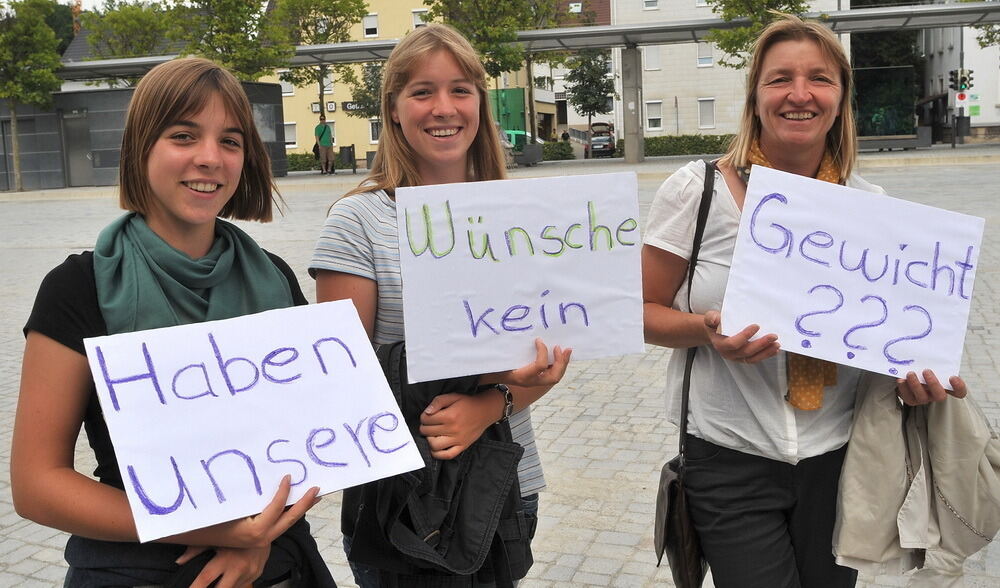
xmin=703 ymin=310 xmax=780 ymax=364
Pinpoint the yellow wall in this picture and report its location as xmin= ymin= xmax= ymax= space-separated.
xmin=261 ymin=1 xmax=430 ymax=161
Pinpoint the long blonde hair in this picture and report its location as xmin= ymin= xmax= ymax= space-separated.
xmin=346 ymin=23 xmax=506 ymax=197
xmin=718 ymin=14 xmax=857 ymax=182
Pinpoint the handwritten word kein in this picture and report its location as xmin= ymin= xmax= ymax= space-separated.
xmin=84 ymin=301 xmax=423 ymax=542
xmin=723 ymin=166 xmax=984 ymax=383
xmin=395 ymin=173 xmax=645 ymax=383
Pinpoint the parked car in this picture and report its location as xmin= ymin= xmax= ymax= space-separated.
xmin=589 ymin=122 xmax=615 ymax=157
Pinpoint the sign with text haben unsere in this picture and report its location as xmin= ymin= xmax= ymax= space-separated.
xmin=723 ymin=166 xmax=984 ymax=386
xmin=396 ymin=173 xmax=644 ymax=383
xmin=83 ymin=300 xmax=422 ymax=542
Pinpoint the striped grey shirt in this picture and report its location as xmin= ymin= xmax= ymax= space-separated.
xmin=309 ymin=189 xmax=546 ymax=495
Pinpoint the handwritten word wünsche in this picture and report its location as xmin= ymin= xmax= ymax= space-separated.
xmin=92 ymin=333 xmax=411 ymax=516
xmin=403 ymin=200 xmax=638 ymax=261
xmin=749 ymin=192 xmax=977 ymax=299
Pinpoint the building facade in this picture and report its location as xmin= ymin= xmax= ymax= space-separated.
xmin=613 ymin=0 xmax=846 ymax=138
xmin=919 ymin=25 xmax=1000 ymax=140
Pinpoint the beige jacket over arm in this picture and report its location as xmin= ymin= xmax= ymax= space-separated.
xmin=834 ymin=373 xmax=1000 ymax=587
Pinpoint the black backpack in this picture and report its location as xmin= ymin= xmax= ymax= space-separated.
xmin=343 ymin=341 xmax=536 ymax=588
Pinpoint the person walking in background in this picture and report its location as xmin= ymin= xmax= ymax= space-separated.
xmin=309 ymin=23 xmax=571 ymax=586
xmin=641 ymin=15 xmax=966 ymax=588
xmin=11 ymin=57 xmax=335 ymax=588
xmin=315 ymin=114 xmax=334 ymax=174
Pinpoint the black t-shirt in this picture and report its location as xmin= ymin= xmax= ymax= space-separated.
xmin=23 ymin=250 xmax=308 ymax=488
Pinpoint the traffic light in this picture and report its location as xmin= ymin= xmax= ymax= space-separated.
xmin=948 ymin=69 xmax=959 ymax=91
xmin=963 ymin=69 xmax=974 ymax=90
xmin=958 ymin=69 xmax=970 ymax=91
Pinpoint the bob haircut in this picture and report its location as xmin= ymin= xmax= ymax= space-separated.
xmin=119 ymin=57 xmax=279 ymax=222
xmin=347 ymin=23 xmax=505 ymax=197
xmin=719 ymin=14 xmax=857 ymax=183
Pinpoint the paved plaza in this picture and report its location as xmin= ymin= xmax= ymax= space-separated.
xmin=1 ymin=146 xmax=998 ymax=586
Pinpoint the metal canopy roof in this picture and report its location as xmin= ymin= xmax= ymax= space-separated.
xmin=58 ymin=2 xmax=1000 ymax=81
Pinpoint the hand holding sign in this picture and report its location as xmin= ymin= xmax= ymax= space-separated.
xmin=703 ymin=310 xmax=780 ymax=365
xmin=722 ymin=167 xmax=984 ymax=386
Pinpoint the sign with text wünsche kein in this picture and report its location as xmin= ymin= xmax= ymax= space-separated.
xmin=396 ymin=173 xmax=644 ymax=383
xmin=84 ymin=300 xmax=422 ymax=542
xmin=723 ymin=166 xmax=984 ymax=386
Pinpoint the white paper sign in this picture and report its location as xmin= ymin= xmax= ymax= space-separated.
xmin=84 ymin=301 xmax=422 ymax=542
xmin=396 ymin=173 xmax=644 ymax=383
xmin=723 ymin=166 xmax=984 ymax=384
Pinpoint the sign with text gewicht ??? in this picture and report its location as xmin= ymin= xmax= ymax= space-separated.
xmin=723 ymin=166 xmax=984 ymax=386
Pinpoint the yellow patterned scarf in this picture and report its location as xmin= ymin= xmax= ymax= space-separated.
xmin=746 ymin=141 xmax=839 ymax=410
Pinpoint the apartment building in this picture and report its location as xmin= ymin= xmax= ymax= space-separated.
xmin=613 ymin=0 xmax=845 ymax=137
xmin=919 ymin=24 xmax=999 ymax=139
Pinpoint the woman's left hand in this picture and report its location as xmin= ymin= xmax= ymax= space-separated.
xmin=896 ymin=370 xmax=967 ymax=406
xmin=491 ymin=338 xmax=572 ymax=389
xmin=179 ymin=544 xmax=270 ymax=588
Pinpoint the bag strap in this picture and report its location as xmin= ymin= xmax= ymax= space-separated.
xmin=678 ymin=159 xmax=716 ymax=466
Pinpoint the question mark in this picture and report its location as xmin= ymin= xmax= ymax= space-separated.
xmin=842 ymin=295 xmax=888 ymax=359
xmin=794 ymin=284 xmax=844 ymax=348
xmin=883 ymin=305 xmax=933 ymax=366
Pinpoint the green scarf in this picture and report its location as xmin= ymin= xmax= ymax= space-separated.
xmin=93 ymin=213 xmax=294 ymax=335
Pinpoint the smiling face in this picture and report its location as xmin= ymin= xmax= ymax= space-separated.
xmin=144 ymin=92 xmax=244 ymax=255
xmin=391 ymin=49 xmax=480 ymax=185
xmin=755 ymin=39 xmax=843 ymax=162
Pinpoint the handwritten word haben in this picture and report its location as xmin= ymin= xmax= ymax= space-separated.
xmin=404 ymin=200 xmax=638 ymax=261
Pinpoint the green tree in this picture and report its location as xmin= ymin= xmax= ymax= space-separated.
xmin=425 ymin=0 xmax=563 ymax=140
xmin=424 ymin=1 xmax=531 ymax=78
xmin=705 ymin=0 xmax=810 ymax=68
xmin=563 ymin=49 xmax=614 ymax=155
xmin=44 ymin=0 xmax=74 ymax=55
xmin=0 ymin=0 xmax=62 ymax=191
xmin=973 ymin=25 xmax=998 ymax=48
xmin=271 ymin=0 xmax=367 ymax=106
xmin=80 ymin=1 xmax=174 ymax=87
xmin=169 ymin=0 xmax=292 ymax=81
xmin=340 ymin=61 xmax=383 ymax=120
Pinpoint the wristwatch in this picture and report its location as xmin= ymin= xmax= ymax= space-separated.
xmin=479 ymin=383 xmax=513 ymax=423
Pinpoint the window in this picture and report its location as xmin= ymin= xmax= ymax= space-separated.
xmin=697 ymin=42 xmax=713 ymax=67
xmin=646 ymin=100 xmax=662 ymax=130
xmin=695 ymin=0 xmax=709 ymax=6
xmin=363 ymin=14 xmax=378 ymax=37
xmin=324 ymin=122 xmax=335 ymax=145
xmin=277 ymin=70 xmax=294 ymax=96
xmin=370 ymin=119 xmax=382 ymax=143
xmin=644 ymin=46 xmax=660 ymax=71
xmin=643 ymin=0 xmax=658 ymax=9
xmin=283 ymin=122 xmax=297 ymax=148
xmin=321 ymin=72 xmax=334 ymax=94
xmin=412 ymin=9 xmax=428 ymax=29
xmin=698 ymin=98 xmax=715 ymax=129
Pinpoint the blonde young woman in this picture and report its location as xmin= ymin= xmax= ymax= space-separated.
xmin=309 ymin=23 xmax=571 ymax=586
xmin=12 ymin=58 xmax=334 ymax=588
xmin=641 ymin=16 xmax=966 ymax=588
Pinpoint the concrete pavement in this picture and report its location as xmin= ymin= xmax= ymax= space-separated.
xmin=1 ymin=145 xmax=998 ymax=586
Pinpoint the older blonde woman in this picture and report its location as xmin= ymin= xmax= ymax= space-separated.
xmin=641 ymin=16 xmax=966 ymax=588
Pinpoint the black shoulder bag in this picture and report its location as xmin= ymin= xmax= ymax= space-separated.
xmin=653 ymin=159 xmax=715 ymax=588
